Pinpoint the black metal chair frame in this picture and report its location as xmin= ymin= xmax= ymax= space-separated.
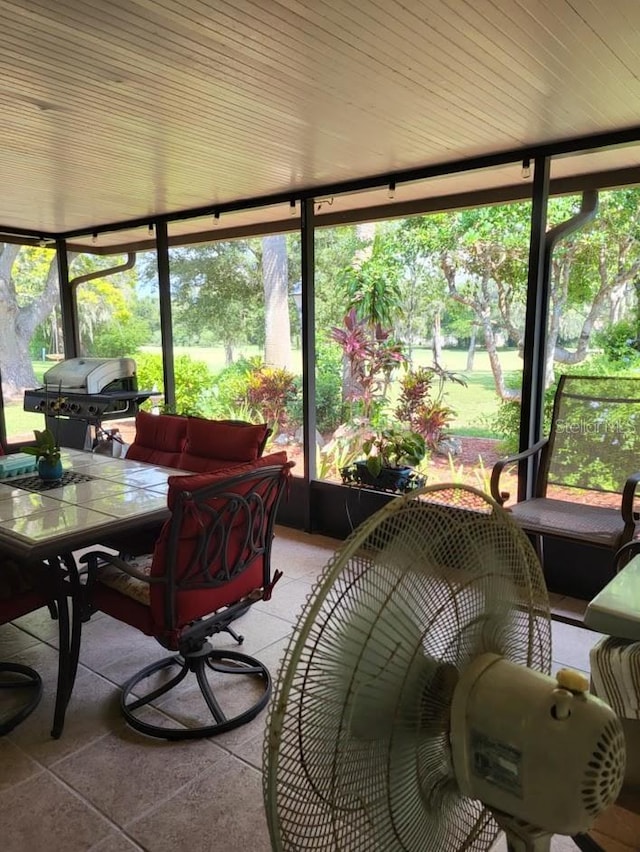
xmin=82 ymin=462 xmax=293 ymax=740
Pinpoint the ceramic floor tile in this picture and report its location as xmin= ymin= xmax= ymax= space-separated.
xmin=252 ymin=575 xmax=314 ymax=625
xmin=8 ymin=653 xmax=121 ymax=766
xmin=551 ymin=620 xmax=603 ymax=673
xmin=271 ymin=526 xmax=339 ymax=580
xmin=158 ymin=636 xmax=290 ymax=753
xmin=10 ymin=602 xmax=62 ymax=643
xmin=90 ymin=833 xmax=146 ymax=852
xmin=0 ymin=621 xmax=45 ymax=656
xmin=491 ymin=831 xmax=586 ymax=850
xmin=76 ymin=613 xmax=162 ymax=686
xmin=127 ymin=755 xmax=272 ymax=852
xmin=221 ymin=607 xmax=296 ymax=656
xmin=54 ymin=719 xmax=228 ymax=824
xmin=0 ymin=738 xmax=43 ymax=791
xmin=225 ymin=727 xmax=265 ymax=770
xmin=147 ymin=656 xmax=270 ymax=736
xmin=550 ymin=593 xmax=589 ymax=627
xmin=0 ymin=772 xmax=114 ymax=852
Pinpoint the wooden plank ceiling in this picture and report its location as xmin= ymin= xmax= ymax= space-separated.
xmin=1 ymin=0 xmax=640 ymax=249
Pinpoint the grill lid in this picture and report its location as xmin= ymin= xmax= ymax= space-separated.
xmin=43 ymin=357 xmax=136 ymax=394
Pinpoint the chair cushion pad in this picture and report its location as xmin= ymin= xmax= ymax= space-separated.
xmin=96 ymin=555 xmax=153 ymax=606
xmin=509 ymin=498 xmax=626 ymax=547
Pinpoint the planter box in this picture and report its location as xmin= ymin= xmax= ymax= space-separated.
xmin=341 ymin=461 xmax=426 ymax=494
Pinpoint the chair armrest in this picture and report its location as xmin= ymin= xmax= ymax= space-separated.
xmin=79 ymin=550 xmax=161 ymax=584
xmin=621 ymin=471 xmax=640 ymax=527
xmin=490 ymin=438 xmax=548 ymax=505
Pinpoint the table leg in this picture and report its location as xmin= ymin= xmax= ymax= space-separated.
xmin=50 ymin=553 xmax=84 ymax=739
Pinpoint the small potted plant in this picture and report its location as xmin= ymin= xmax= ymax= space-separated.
xmin=345 ymin=425 xmax=427 ymax=492
xmin=21 ymin=427 xmax=63 ymax=481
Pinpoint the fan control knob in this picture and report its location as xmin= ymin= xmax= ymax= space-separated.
xmin=555 ymin=668 xmax=589 ymax=693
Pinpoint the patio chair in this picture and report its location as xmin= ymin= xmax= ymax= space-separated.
xmin=490 ymin=374 xmax=640 ymax=568
xmin=81 ymin=453 xmax=294 ymax=740
xmin=0 ymin=557 xmax=66 ymax=736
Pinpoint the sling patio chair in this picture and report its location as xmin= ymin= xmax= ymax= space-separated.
xmin=490 ymin=374 xmax=640 ymax=570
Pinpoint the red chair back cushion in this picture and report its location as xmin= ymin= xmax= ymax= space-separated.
xmin=125 ymin=411 xmax=187 ymax=468
xmin=0 ymin=558 xmax=46 ymax=623
xmin=178 ymin=418 xmax=269 ymax=472
xmin=151 ymin=452 xmax=289 ymax=631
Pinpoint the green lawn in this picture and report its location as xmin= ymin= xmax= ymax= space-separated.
xmin=5 ymin=361 xmax=52 ymax=443
xmin=427 ymin=349 xmax=522 ymax=436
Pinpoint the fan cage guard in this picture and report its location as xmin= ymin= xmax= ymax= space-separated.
xmin=264 ymin=483 xmax=551 ymax=852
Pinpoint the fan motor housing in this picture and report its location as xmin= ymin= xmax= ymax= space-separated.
xmin=450 ymin=653 xmax=626 ymax=836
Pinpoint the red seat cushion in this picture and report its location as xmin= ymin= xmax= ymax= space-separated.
xmin=125 ymin=411 xmax=187 ymax=468
xmin=0 ymin=558 xmax=47 ymax=623
xmin=178 ymin=418 xmax=269 ymax=472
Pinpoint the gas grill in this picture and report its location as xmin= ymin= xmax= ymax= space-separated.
xmin=24 ymin=357 xmax=155 ymax=449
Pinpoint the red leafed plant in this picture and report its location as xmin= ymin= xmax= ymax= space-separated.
xmin=245 ymin=365 xmax=297 ymax=434
xmin=395 ymin=365 xmax=466 ymax=450
xmin=330 ymin=309 xmax=406 ymax=419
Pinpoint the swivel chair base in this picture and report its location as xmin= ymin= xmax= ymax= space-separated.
xmin=120 ymin=646 xmax=271 ymax=740
xmin=0 ymin=662 xmax=43 ymax=735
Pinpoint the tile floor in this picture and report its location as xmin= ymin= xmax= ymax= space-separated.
xmin=0 ymin=526 xmax=605 ymax=852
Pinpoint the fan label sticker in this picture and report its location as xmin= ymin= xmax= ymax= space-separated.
xmin=470 ymin=730 xmax=523 ymax=797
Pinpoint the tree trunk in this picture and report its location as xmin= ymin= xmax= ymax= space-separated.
xmin=466 ymin=326 xmax=477 ymax=371
xmin=0 ymin=245 xmax=61 ymax=399
xmin=262 ymin=235 xmax=292 ymax=368
xmin=431 ymin=310 xmax=442 ymax=366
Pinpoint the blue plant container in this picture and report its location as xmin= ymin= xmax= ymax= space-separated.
xmin=38 ymin=458 xmax=63 ymax=482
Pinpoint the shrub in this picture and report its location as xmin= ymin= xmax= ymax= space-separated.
xmin=490 ymin=385 xmax=556 ymax=454
xmin=90 ymin=319 xmax=150 ymax=358
xmin=395 ymin=365 xmax=465 ymax=449
xmin=208 ymin=357 xmax=260 ymax=419
xmin=245 ymin=365 xmax=298 ymax=435
xmin=287 ymin=340 xmax=344 ymax=435
xmin=330 ymin=308 xmax=406 ymax=419
xmin=592 ymin=320 xmax=640 ymax=365
xmin=134 ymin=351 xmax=214 ymax=416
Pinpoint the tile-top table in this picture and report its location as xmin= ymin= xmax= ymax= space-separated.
xmin=0 ymin=448 xmax=185 ymax=561
xmin=0 ymin=448 xmax=191 ymax=737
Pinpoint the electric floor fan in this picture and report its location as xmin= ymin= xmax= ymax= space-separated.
xmin=263 ymin=484 xmax=626 ymax=852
